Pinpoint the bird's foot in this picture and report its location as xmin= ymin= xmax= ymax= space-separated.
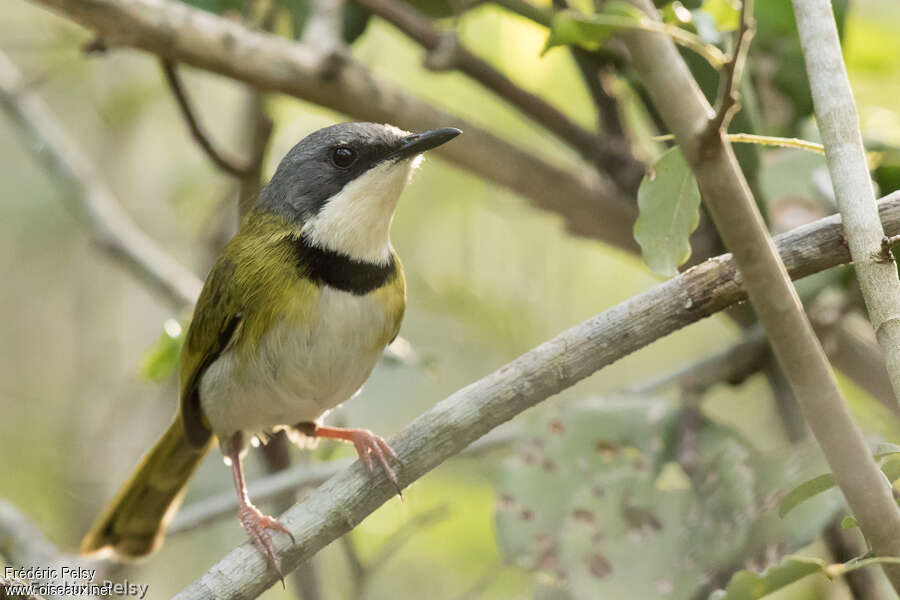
xmin=239 ymin=503 xmax=295 ymax=579
xmin=347 ymin=429 xmax=400 ymax=491
xmin=293 ymin=423 xmax=403 ymax=497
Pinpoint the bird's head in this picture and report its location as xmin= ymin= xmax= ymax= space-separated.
xmin=258 ymin=122 xmax=461 ymax=265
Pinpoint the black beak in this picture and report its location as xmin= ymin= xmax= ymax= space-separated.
xmin=391 ymin=127 xmax=462 ymax=160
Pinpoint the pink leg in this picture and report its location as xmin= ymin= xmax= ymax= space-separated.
xmin=226 ymin=435 xmax=295 ymax=578
xmin=302 ymin=424 xmax=401 ymax=495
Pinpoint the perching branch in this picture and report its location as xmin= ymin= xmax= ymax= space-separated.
xmin=352 ymin=0 xmax=642 ymax=189
xmin=28 ymin=0 xmax=639 ymax=252
xmin=0 ymin=50 xmax=202 ymax=311
xmin=621 ymin=0 xmax=900 ymax=589
xmin=792 ymin=0 xmax=900 ymax=409
xmin=168 ymin=427 xmax=518 ymax=535
xmin=160 ymin=59 xmax=255 ymax=178
xmin=172 ymin=192 xmax=900 ymax=599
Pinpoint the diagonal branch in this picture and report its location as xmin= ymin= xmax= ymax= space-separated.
xmin=0 ymin=50 xmax=202 ymax=310
xmin=160 ymin=59 xmax=255 ymax=178
xmin=168 ymin=427 xmax=517 ymax=535
xmin=621 ymin=0 xmax=900 ymax=589
xmin=29 ymin=0 xmax=639 ymax=252
xmin=352 ymin=0 xmax=642 ymax=189
xmin=173 ymin=192 xmax=900 ymax=599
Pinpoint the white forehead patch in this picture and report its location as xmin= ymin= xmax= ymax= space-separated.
xmin=301 ymin=156 xmax=421 ymax=265
xmin=382 ymin=123 xmax=411 ymax=138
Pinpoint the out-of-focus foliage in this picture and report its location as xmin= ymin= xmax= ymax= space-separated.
xmin=139 ymin=318 xmax=186 ymax=382
xmin=2 ymin=0 xmax=900 ymax=599
xmin=543 ymin=3 xmax=645 ymax=54
xmin=712 ymin=554 xmax=900 ymax=600
xmin=633 ymin=147 xmax=701 ymax=275
xmin=494 ymin=398 xmax=839 ymax=599
xmin=779 ymin=453 xmax=900 ymax=518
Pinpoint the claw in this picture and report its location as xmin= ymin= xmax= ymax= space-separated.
xmin=239 ymin=504 xmax=294 ymax=578
xmin=294 ymin=424 xmax=403 ymax=498
xmin=350 ymin=430 xmax=403 ymax=498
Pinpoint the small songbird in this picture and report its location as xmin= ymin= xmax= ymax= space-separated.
xmin=80 ymin=122 xmax=462 ymax=573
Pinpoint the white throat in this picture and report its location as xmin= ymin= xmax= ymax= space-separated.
xmin=301 ymin=157 xmax=422 ymax=265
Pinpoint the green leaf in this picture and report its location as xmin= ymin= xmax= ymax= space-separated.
xmin=710 ymin=555 xmax=826 ymax=600
xmin=841 ymin=516 xmax=858 ymax=529
xmin=633 ymin=147 xmax=701 ymax=276
xmin=778 ymin=473 xmax=835 ymax=518
xmin=713 ymin=554 xmax=900 ymax=599
xmin=779 ymin=457 xmax=900 ymax=518
xmin=699 ymin=0 xmax=739 ymax=31
xmin=180 ymin=0 xmax=244 ymax=15
xmin=543 ymin=4 xmax=644 ymax=55
xmin=140 ymin=318 xmax=185 ymax=382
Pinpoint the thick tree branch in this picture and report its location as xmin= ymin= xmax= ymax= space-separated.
xmin=29 ymin=0 xmax=639 ymax=251
xmin=792 ymin=0 xmax=900 ymax=408
xmin=0 ymin=50 xmax=202 ymax=310
xmin=160 ymin=59 xmax=255 ymax=177
xmin=168 ymin=427 xmax=517 ymax=535
xmin=173 ymin=192 xmax=900 ymax=599
xmin=621 ymin=0 xmax=900 ymax=589
xmin=352 ymin=0 xmax=642 ymax=190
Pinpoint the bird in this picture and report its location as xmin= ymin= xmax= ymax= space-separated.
xmin=80 ymin=122 xmax=462 ymax=575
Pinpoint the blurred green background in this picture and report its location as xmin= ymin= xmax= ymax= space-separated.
xmin=1 ymin=0 xmax=900 ymax=598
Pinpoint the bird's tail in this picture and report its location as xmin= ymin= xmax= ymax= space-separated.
xmin=80 ymin=415 xmax=212 ymax=560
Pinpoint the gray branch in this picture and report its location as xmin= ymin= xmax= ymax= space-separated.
xmin=792 ymin=0 xmax=900 ymax=408
xmin=352 ymin=0 xmax=643 ymax=191
xmin=169 ymin=427 xmax=517 ymax=535
xmin=0 ymin=50 xmax=202 ymax=310
xmin=172 ymin=193 xmax=900 ymax=599
xmin=28 ymin=0 xmax=639 ymax=252
xmin=621 ymin=0 xmax=900 ymax=589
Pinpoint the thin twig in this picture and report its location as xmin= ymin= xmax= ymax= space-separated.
xmin=30 ymin=0 xmax=638 ymax=251
xmin=341 ymin=505 xmax=450 ymax=598
xmin=628 ymin=326 xmax=768 ymax=395
xmin=823 ymin=515 xmax=895 ymax=600
xmin=450 ymin=561 xmax=506 ymax=600
xmin=351 ymin=0 xmax=640 ymax=182
xmin=551 ymin=0 xmax=641 ymax=192
xmin=366 ymin=505 xmax=451 ymax=572
xmin=491 ymin=0 xmax=551 ymax=26
xmin=160 ymin=59 xmax=255 ymax=177
xmin=0 ymin=50 xmax=202 ymax=310
xmin=172 ymin=192 xmax=900 ymax=599
xmin=706 ymin=0 xmax=756 ymax=135
xmin=339 ymin=534 xmax=366 ymax=598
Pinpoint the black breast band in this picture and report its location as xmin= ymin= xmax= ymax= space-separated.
xmin=290 ymin=235 xmax=396 ymax=295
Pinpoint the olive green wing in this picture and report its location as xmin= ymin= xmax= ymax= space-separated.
xmin=179 ymin=256 xmax=245 ymax=448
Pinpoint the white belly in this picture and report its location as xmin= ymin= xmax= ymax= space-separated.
xmin=198 ymin=286 xmax=391 ymax=439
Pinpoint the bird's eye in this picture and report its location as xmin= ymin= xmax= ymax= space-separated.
xmin=331 ymin=146 xmax=357 ymax=168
